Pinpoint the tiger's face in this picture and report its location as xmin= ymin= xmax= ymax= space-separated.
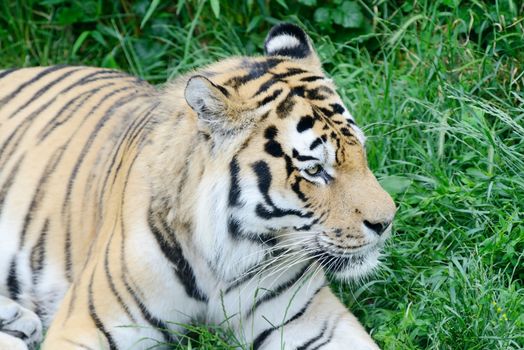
xmin=185 ymin=24 xmax=396 ymax=280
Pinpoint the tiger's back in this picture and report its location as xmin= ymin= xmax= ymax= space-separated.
xmin=0 ymin=66 xmax=153 ymax=325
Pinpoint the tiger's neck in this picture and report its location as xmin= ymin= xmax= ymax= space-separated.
xmin=142 ymin=105 xmax=283 ymax=288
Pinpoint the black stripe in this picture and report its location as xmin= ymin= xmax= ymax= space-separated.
xmin=120 ymin=265 xmax=177 ymax=343
xmin=227 ymin=217 xmax=243 ymax=240
xmin=259 ymin=111 xmax=270 ymax=121
xmin=297 ymin=116 xmax=315 ymax=132
xmin=264 ymin=126 xmax=278 ymax=140
xmin=309 ymin=335 xmax=334 ymax=350
xmin=264 ymin=139 xmax=283 ymax=157
xmin=173 ymin=136 xmax=199 ymax=209
xmin=227 ymin=215 xmax=277 ymax=246
xmin=92 ymin=103 xmax=154 ymax=218
xmin=65 ymin=281 xmax=78 ymax=321
xmin=330 ymin=103 xmax=345 ymax=115
xmin=309 ymin=136 xmax=326 ymax=150
xmin=0 ymin=118 xmax=32 ymax=169
xmin=291 ymin=177 xmax=308 ymax=202
xmin=6 ymin=258 xmax=20 ymax=301
xmin=317 ymin=106 xmax=334 ymax=118
xmin=284 ymin=154 xmax=294 ymax=178
xmin=296 ymin=154 xmax=318 ymax=161
xmin=276 ymin=91 xmax=296 ymax=119
xmin=292 ymin=149 xmax=319 ymax=162
xmin=305 ymin=86 xmax=334 ymax=100
xmin=224 ymin=268 xmax=258 ymax=294
xmin=225 ymin=58 xmax=283 ymax=89
xmin=252 ymin=286 xmax=323 ymax=350
xmin=228 ymin=156 xmax=242 ymax=207
xmin=104 ymin=233 xmax=137 ymax=323
xmin=253 ymin=68 xmax=308 ymax=96
xmin=300 ymin=76 xmax=325 ymax=82
xmin=7 ymin=67 xmax=82 ymax=119
xmin=88 ymin=268 xmax=118 ymax=350
xmin=308 ymin=316 xmax=340 ymax=350
xmin=257 ymin=88 xmax=283 ymax=107
xmin=0 ymin=68 xmax=19 ymax=81
xmin=253 ymin=78 xmax=283 ymax=97
xmin=0 ymin=155 xmax=24 ymax=218
xmin=30 ymin=219 xmax=49 ymax=285
xmin=246 ymin=264 xmax=309 ymax=318
xmin=98 ymin=103 xmax=158 ymax=200
xmin=0 ymin=65 xmax=68 ymax=106
xmin=296 ymin=319 xmax=329 ymax=350
xmin=213 ymin=82 xmax=230 ymax=97
xmin=252 ymin=328 xmax=273 ymax=350
xmin=252 ymin=161 xmax=312 ymax=219
xmin=148 ymin=211 xmax=208 ymax=302
xmin=19 ymin=146 xmax=65 ymax=248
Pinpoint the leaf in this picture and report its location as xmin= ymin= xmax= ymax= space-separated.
xmin=332 ymin=1 xmax=364 ymax=29
xmin=141 ymin=0 xmax=160 ymax=29
xmin=314 ymin=7 xmax=331 ymax=25
xmin=276 ymin=0 xmax=288 ymax=10
xmin=210 ymin=0 xmax=220 ymax=18
xmin=247 ymin=16 xmax=263 ymax=33
xmin=466 ymin=168 xmax=489 ymax=180
xmin=379 ymin=176 xmax=412 ymax=195
xmin=91 ymin=30 xmax=107 ymax=47
xmin=72 ymin=31 xmax=91 ymax=56
xmin=176 ymin=0 xmax=186 ymax=15
xmin=388 ymin=14 xmax=424 ymax=46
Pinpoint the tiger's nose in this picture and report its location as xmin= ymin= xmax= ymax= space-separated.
xmin=363 ymin=220 xmax=391 ymax=236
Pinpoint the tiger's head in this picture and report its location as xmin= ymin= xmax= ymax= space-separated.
xmin=184 ymin=24 xmax=396 ymax=281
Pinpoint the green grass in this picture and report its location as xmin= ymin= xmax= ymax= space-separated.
xmin=1 ymin=0 xmax=523 ymax=349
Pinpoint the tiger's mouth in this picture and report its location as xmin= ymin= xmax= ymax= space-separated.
xmin=309 ymin=236 xmax=384 ymax=280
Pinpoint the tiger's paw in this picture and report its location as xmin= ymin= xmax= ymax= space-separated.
xmin=0 ymin=331 xmax=29 ymax=350
xmin=0 ymin=296 xmax=42 ymax=349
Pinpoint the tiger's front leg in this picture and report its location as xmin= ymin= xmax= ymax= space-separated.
xmin=254 ymin=287 xmax=379 ymax=350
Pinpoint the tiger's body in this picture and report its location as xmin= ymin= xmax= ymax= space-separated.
xmin=0 ymin=24 xmax=395 ymax=350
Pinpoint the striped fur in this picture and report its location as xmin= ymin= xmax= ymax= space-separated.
xmin=0 ymin=24 xmax=395 ymax=349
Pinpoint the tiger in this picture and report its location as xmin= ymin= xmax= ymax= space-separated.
xmin=0 ymin=23 xmax=396 ymax=350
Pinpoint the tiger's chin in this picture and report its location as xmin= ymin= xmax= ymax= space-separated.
xmin=315 ymin=248 xmax=382 ymax=282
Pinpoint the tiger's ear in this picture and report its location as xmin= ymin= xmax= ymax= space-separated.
xmin=185 ymin=75 xmax=244 ymax=141
xmin=264 ymin=23 xmax=321 ymax=67
xmin=185 ymin=75 xmax=229 ymax=118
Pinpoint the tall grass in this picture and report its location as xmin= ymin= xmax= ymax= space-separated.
xmin=1 ymin=0 xmax=522 ymax=349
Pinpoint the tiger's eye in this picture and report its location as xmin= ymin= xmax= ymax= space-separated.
xmin=305 ymin=165 xmax=322 ymax=176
